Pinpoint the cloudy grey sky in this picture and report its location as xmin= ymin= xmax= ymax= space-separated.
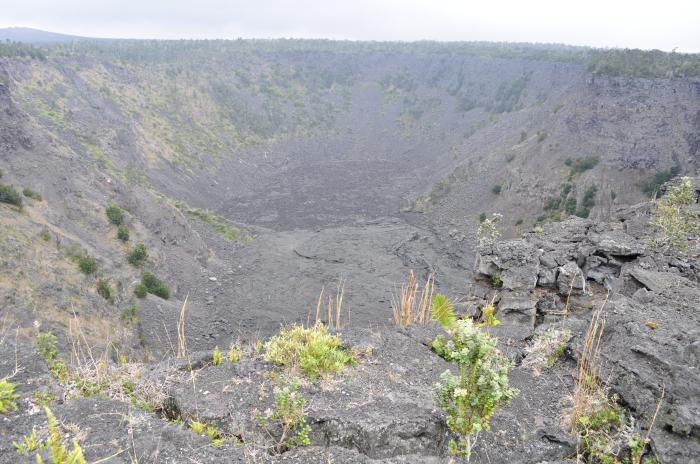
xmin=1 ymin=0 xmax=698 ymax=52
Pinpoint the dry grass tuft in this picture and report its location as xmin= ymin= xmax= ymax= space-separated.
xmin=571 ymin=297 xmax=608 ymax=429
xmin=177 ymin=294 xmax=188 ymax=359
xmin=391 ymin=270 xmax=434 ymax=326
xmin=309 ymin=279 xmax=346 ymax=330
xmin=67 ymin=313 xmax=169 ymax=410
xmin=521 ymin=327 xmax=572 ymax=376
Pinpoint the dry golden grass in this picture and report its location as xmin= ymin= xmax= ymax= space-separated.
xmin=391 ymin=270 xmax=434 ymax=326
xmin=67 ymin=313 xmax=169 ymax=409
xmin=309 ymin=279 xmax=346 ymax=330
xmin=571 ymin=296 xmax=608 ymax=430
xmin=177 ymin=294 xmax=188 ymax=359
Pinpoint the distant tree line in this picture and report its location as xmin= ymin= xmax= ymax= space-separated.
xmin=3 ymin=38 xmax=699 ymax=79
xmin=0 ymin=40 xmax=46 ymax=59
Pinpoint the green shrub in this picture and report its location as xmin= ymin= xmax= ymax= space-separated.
xmin=122 ymin=304 xmax=138 ymax=324
xmin=35 ymin=332 xmax=68 ymax=380
xmin=476 ymin=213 xmax=502 ymax=249
xmin=133 ymin=283 xmax=148 ymax=298
xmin=565 ymin=196 xmax=577 ymax=215
xmin=582 ymin=185 xmax=598 ymax=208
xmin=141 ymin=272 xmax=170 ymax=299
xmin=575 ymin=405 xmax=626 ymax=464
xmin=264 ymin=323 xmax=354 ymax=379
xmin=492 ymin=184 xmax=502 ymax=195
xmin=544 ymin=196 xmax=561 ymax=211
xmin=96 ymin=279 xmax=112 ymax=302
xmin=0 ymin=379 xmax=19 ymax=413
xmin=575 ymin=207 xmax=591 ymax=218
xmin=650 ymin=176 xmax=699 ymax=251
xmin=0 ymin=183 xmax=22 ymax=207
xmin=491 ymin=272 xmax=503 ymax=288
xmin=22 ymin=187 xmax=42 ymax=201
xmin=116 ymin=226 xmax=129 ymax=242
xmin=127 ymin=243 xmax=148 ymax=266
xmin=569 ymin=156 xmax=599 ymax=176
xmin=478 ymin=212 xmax=487 ymax=223
xmin=77 ymin=256 xmax=97 ymax=275
xmin=258 ymin=377 xmax=312 ymax=453
xmin=22 ymin=188 xmax=40 ymax=200
xmin=105 ymin=205 xmax=124 ymax=225
xmin=39 ymin=227 xmax=51 ymax=241
xmin=432 ymin=319 xmax=519 ymax=458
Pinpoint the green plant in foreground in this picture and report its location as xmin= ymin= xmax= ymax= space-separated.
xmin=431 ymin=294 xmax=457 ymax=329
xmin=432 ymin=319 xmax=518 ymax=459
xmin=264 ymin=323 xmax=354 ymax=380
xmin=35 ymin=332 xmax=68 ymax=380
xmin=13 ymin=427 xmax=46 ymax=454
xmin=0 ymin=378 xmax=19 ymax=413
xmin=259 ymin=378 xmax=311 ymax=453
xmin=36 ymin=406 xmax=86 ymax=464
xmin=650 ymin=176 xmax=699 ymax=251
xmin=105 ymin=205 xmax=124 ymax=226
xmin=575 ymin=404 xmax=625 ymax=464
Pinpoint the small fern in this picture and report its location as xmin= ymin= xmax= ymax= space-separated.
xmin=37 ymin=407 xmax=86 ymax=464
xmin=0 ymin=378 xmax=19 ymax=413
xmin=13 ymin=427 xmax=46 ymax=454
xmin=431 ymin=294 xmax=456 ymax=329
xmin=227 ymin=344 xmax=242 ymax=363
xmin=212 ymin=346 xmax=222 ymax=366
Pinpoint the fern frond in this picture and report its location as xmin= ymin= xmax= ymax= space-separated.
xmin=431 ymin=294 xmax=457 ymax=329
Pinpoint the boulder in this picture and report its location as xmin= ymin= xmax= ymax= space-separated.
xmin=497 ymin=292 xmax=538 ymax=328
xmin=556 ymin=262 xmax=586 ymax=295
xmin=475 ymin=241 xmax=542 ymax=291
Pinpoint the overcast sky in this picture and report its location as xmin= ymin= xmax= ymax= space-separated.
xmin=0 ymin=0 xmax=698 ymax=52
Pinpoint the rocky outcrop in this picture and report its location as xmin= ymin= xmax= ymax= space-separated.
xmin=473 ymin=190 xmax=700 ymax=463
